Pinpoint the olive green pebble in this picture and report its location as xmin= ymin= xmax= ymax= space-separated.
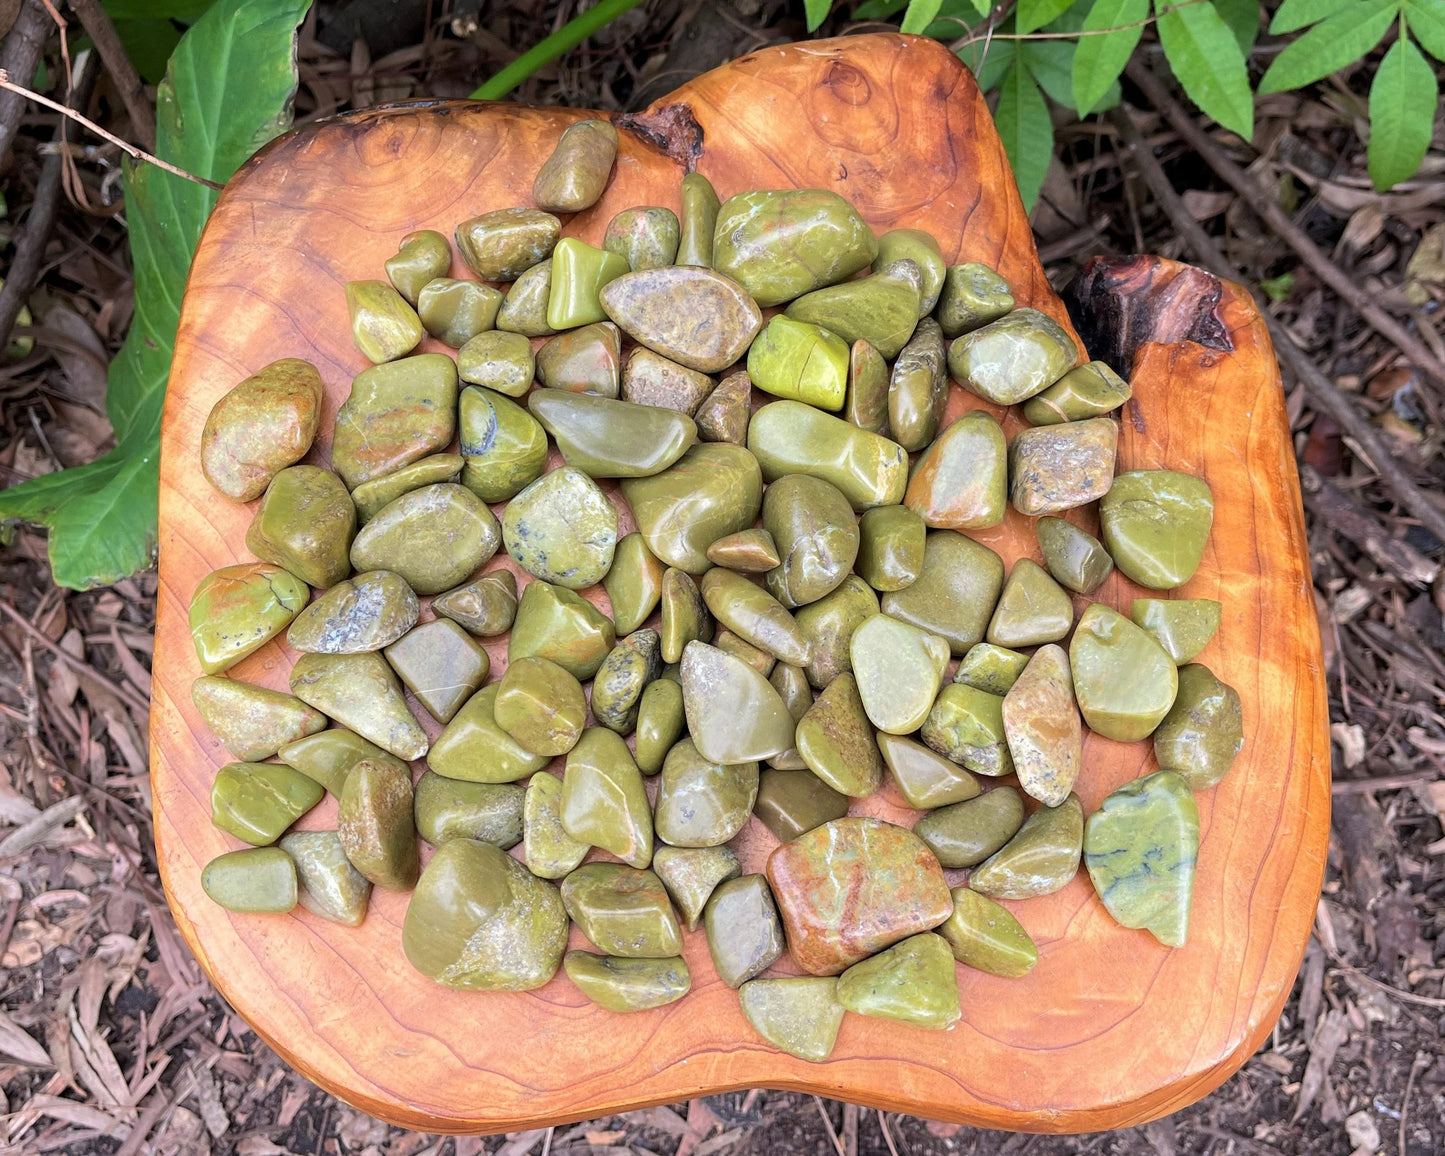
xmin=493 ymin=656 xmax=588 ymax=757
xmin=385 ymin=229 xmax=450 ymax=305
xmin=1036 ymin=516 xmax=1114 ymax=594
xmin=416 ymin=277 xmax=502 ymax=347
xmin=605 ymin=532 xmax=666 ymax=636
xmin=458 ymin=330 xmax=535 ymax=396
xmin=346 ymin=280 xmax=422 ymax=364
xmin=211 ymin=761 xmax=324 ymax=847
xmin=564 ymin=951 xmax=690 ymax=1012
xmin=635 ymin=678 xmax=686 ymax=775
xmin=202 ymin=847 xmax=297 ymax=914
xmin=953 ymin=642 xmax=1029 ymax=697
xmin=431 ymin=570 xmax=518 ymax=637
xmin=1132 ymin=598 xmax=1223 ymax=664
xmin=413 ymin=771 xmax=524 ymax=848
xmin=280 ymin=831 xmax=371 ymax=926
xmin=523 ymin=772 xmax=589 ymax=879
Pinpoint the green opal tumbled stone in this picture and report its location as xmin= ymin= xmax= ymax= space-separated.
xmin=523 ymin=772 xmax=589 ymax=879
xmin=592 ymin=629 xmax=664 ymax=734
xmin=971 ymin=793 xmax=1084 ymax=900
xmin=331 ymin=354 xmax=458 ymax=490
xmin=211 ymin=761 xmax=324 ymax=846
xmin=707 ymin=528 xmax=781 ymax=573
xmin=338 ymin=757 xmax=418 ymax=890
xmin=459 ymin=385 xmax=550 ymax=504
xmin=694 ymin=369 xmax=752 ymax=445
xmin=496 ymin=259 xmax=556 ymax=338
xmin=987 ymin=559 xmax=1073 ymax=648
xmin=494 ymin=656 xmax=588 ymax=757
xmin=385 ymin=229 xmax=450 ymax=305
xmin=547 ymin=237 xmax=630 ymax=330
xmin=622 ymin=348 xmax=716 ymax=415
xmin=1036 ymin=517 xmax=1114 ymax=594
xmin=280 ymin=830 xmax=371 ymax=926
xmin=428 ymin=684 xmax=549 ymax=783
xmin=762 ymin=474 xmax=859 ymax=609
xmin=455 ymin=207 xmax=561 ymax=281
xmin=533 ymin=118 xmax=617 ymax=212
xmin=635 ymin=678 xmax=686 ymax=775
xmin=1001 ymin=644 xmax=1081 ymax=806
xmin=877 ymin=732 xmax=980 ymax=809
xmin=432 ymin=569 xmax=518 ymax=637
xmin=1132 ymin=599 xmax=1222 ymax=664
xmin=201 ymin=358 xmax=323 ymax=501
xmin=189 ymin=563 xmax=309 ymax=675
xmin=913 ymin=787 xmax=1025 ymax=868
xmin=887 ymin=317 xmax=948 ymax=452
xmin=653 ymin=845 xmax=741 ymax=931
xmin=677 ymin=172 xmax=720 ymax=267
xmin=535 ymin=322 xmax=622 ymax=396
xmin=416 ymin=277 xmax=502 ymax=348
xmin=1153 ymin=663 xmax=1244 ymax=789
xmin=601 ymin=266 xmax=761 ymax=374
xmin=836 ymin=932 xmax=961 ymax=1030
xmin=947 ymin=307 xmax=1078 ymax=405
xmin=1100 ymin=470 xmax=1215 ymax=590
xmin=1023 ymin=359 xmax=1132 ymax=425
xmin=383 ymin=618 xmax=490 ymax=723
xmin=794 ymin=575 xmax=878 ymax=689
xmin=904 ymin=410 xmax=1007 ymax=530
xmin=699 ymin=568 xmax=807 ymax=667
xmin=880 ymin=530 xmax=1004 ymax=656
xmin=279 ymin=729 xmax=386 ymax=796
xmin=604 ymin=206 xmax=680 ymax=271
xmin=876 ymin=228 xmax=946 ymax=314
xmin=937 ymin=262 xmax=1013 ymax=338
xmin=753 ymin=769 xmax=850 ymax=843
xmin=604 ymin=532 xmax=665 ymax=635
xmin=748 ymin=400 xmax=908 ymax=511
xmin=192 ymin=676 xmax=327 ymax=763
xmin=1009 ymin=418 xmax=1119 ymax=517
xmin=954 ymin=643 xmax=1029 ymax=696
xmin=747 ymin=316 xmax=849 ymax=410
xmin=413 ymin=771 xmax=523 ymax=848
xmin=1070 ymin=604 xmax=1178 ymax=741
xmin=661 ymin=568 xmax=713 ymax=665
xmin=921 ymin=683 xmax=1013 ymax=778
xmin=560 ymin=728 xmax=653 ymax=868
xmin=845 ymin=339 xmax=890 ymax=435
xmin=345 ymin=279 xmax=423 ymax=364
xmin=458 ymin=330 xmax=535 ymax=396
xmin=621 ymin=442 xmax=763 ymax=573
xmin=785 ymin=260 xmax=921 ymax=359
xmin=350 ymin=454 xmax=465 ymax=523
xmin=350 ymin=483 xmax=501 ymax=596
xmin=796 ymin=674 xmax=882 ymax=798
xmin=940 ymin=887 xmax=1037 ymax=977
xmin=245 ymin=466 xmax=356 ymax=590
xmin=289 ymin=651 xmax=429 ymax=760
xmin=855 ymin=507 xmax=924 ymax=594
xmin=287 ymin=570 xmax=418 ymax=654
xmin=564 ymin=952 xmax=690 ymax=1012
xmin=561 ymin=864 xmax=682 ymax=957
xmin=739 ymin=977 xmax=845 ymax=1062
xmin=531 ymin=390 xmax=696 ymax=479
xmin=681 ymin=641 xmax=796 ymax=765
xmin=509 ymin=580 xmax=616 ymax=680
xmin=850 ymin=614 xmax=949 ymax=735
xmin=705 ymin=874 xmax=786 ymax=988
xmin=201 ymin=847 xmax=297 ymax=914
xmin=502 ymin=466 xmax=618 ymax=589
xmin=766 ymin=662 xmax=812 ymax=771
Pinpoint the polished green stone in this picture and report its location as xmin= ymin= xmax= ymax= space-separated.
xmin=653 ymin=845 xmax=741 ymax=931
xmin=1009 ymin=418 xmax=1119 ymax=517
xmin=560 ymin=728 xmax=653 ymax=867
xmin=694 ymin=369 xmax=752 ymax=445
xmin=762 ymin=474 xmax=859 ymax=609
xmin=1132 ymin=599 xmax=1222 ymax=664
xmin=880 ymin=530 xmax=1005 ymax=656
xmin=655 ymin=738 xmax=758 ymax=847
xmin=1036 ymin=517 xmax=1114 ymax=594
xmin=850 ymin=614 xmax=949 ymax=735
xmin=592 ymin=629 xmax=663 ymax=734
xmin=458 ymin=330 xmax=535 ymax=396
xmin=698 ymin=569 xmax=809 ymax=669
xmin=564 ymin=951 xmax=690 ymax=1011
xmin=331 ymin=354 xmax=458 ymax=489
xmin=1070 ymin=604 xmax=1178 ymax=741
xmin=288 ymin=570 xmax=418 ymax=654
xmin=677 ymin=172 xmax=721 ymax=267
xmin=904 ymin=409 xmax=1007 ymax=529
xmin=547 ymin=237 xmax=630 ymax=330
xmin=940 ymin=887 xmax=1037 ymax=977
xmin=278 ymin=729 xmax=386 ymax=796
xmin=533 ymin=118 xmax=617 ymax=212
xmin=854 ymin=507 xmax=922 ymax=595
xmin=971 ymin=793 xmax=1083 ymax=900
xmin=987 ymin=559 xmax=1072 ymax=648
xmin=793 ymin=575 xmax=877 ymax=690
xmin=1023 ymin=360 xmax=1132 ymax=425
xmin=937 ymin=262 xmax=1013 ymax=338
xmin=661 ymin=569 xmax=713 ymax=664
xmin=502 ymin=467 xmax=617 ymax=589
xmin=877 ymin=228 xmax=946 ymax=314
xmin=561 ymin=863 xmax=681 ymax=956
xmin=786 ymin=260 xmax=921 ymax=359
xmin=621 ymin=349 xmax=715 ymax=415
xmin=635 ymin=678 xmax=686 ymax=775
xmin=747 ymin=316 xmax=849 ymax=410
xmin=1085 ymin=770 xmax=1199 ymax=947
xmin=913 ymin=787 xmax=1025 ymax=868
xmin=534 ymin=391 xmax=697 ymax=480
xmin=754 ymin=769 xmax=849 ymax=842
xmin=351 ymin=454 xmax=465 ymax=523
xmin=948 ymin=308 xmax=1078 ymax=405
xmin=432 ymin=569 xmax=518 ymax=637
xmin=509 ymin=579 xmax=616 ymax=680
xmin=1099 ymin=470 xmax=1215 ymax=590
xmin=496 ymin=258 xmax=557 ymax=337
xmin=523 ymin=771 xmax=589 ymax=878
xmin=338 ymin=757 xmax=418 ymax=890
xmin=705 ymin=875 xmax=785 ymax=988
xmin=845 ymin=339 xmax=889 ymax=435
xmin=201 ymin=358 xmax=323 ymax=501
xmin=711 ymin=189 xmax=876 ymax=306
xmin=280 ymin=830 xmax=371 ymax=926
xmin=383 ymin=618 xmax=490 ymax=723
xmin=748 ymin=400 xmax=908 ymax=511
xmin=795 ymin=673 xmax=882 ymax=798
xmin=289 ymin=651 xmax=429 ymax=760
xmin=877 ymin=733 xmax=980 ymax=809
xmin=385 ymin=229 xmax=451 ymax=305
xmin=211 ymin=761 xmax=323 ymax=846
xmin=350 ymin=483 xmax=501 ymax=596
xmin=604 ymin=206 xmax=680 ymax=270
xmin=739 ymin=977 xmax=844 ymax=1062
xmin=494 ymin=656 xmax=588 ymax=756
xmin=455 ymin=207 xmax=561 ymax=281
xmin=681 ymin=641 xmax=796 ymax=765
xmin=535 ymin=322 xmax=621 ymax=396
xmin=602 ymin=266 xmax=761 ymax=373
xmin=201 ymin=847 xmax=296 ymax=914
xmin=427 ymin=684 xmax=549 ymax=783
xmin=459 ymin=385 xmax=550 ymax=503
xmin=836 ymin=932 xmax=959 ymax=1029
xmin=1153 ymin=663 xmax=1244 ymax=789
xmin=953 ymin=643 xmax=1029 ymax=697
xmin=346 ymin=279 xmax=423 ymax=364
xmin=192 ymin=676 xmax=327 ymax=762
xmin=706 ymin=528 xmax=781 ymax=573
xmin=604 ymin=532 xmax=665 ymax=634
xmin=190 ymin=563 xmax=308 ymax=675
xmin=921 ymin=683 xmax=1013 ymax=778
xmin=245 ymin=466 xmax=356 ymax=589
xmin=413 ymin=771 xmax=523 ymax=848
xmin=1000 ymin=644 xmax=1080 ymax=806
xmin=417 ymin=277 xmax=502 ymax=348
xmin=402 ymin=838 xmax=568 ymax=989
xmin=621 ymin=443 xmax=763 ymax=573
xmin=887 ymin=317 xmax=947 ymax=452
xmin=767 ymin=662 xmax=812 ymax=770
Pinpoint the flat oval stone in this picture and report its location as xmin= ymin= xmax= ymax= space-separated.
xmin=905 ymin=410 xmax=1007 ymax=530
xmin=351 ymin=454 xmax=465 ymax=523
xmin=280 ymin=830 xmax=371 ymax=926
xmin=603 ymin=532 xmax=664 ymax=634
xmin=564 ymin=951 xmax=690 ymax=1011
xmin=707 ymin=528 xmax=780 ymax=573
xmin=201 ymin=847 xmax=296 ymax=914
xmin=947 ymin=307 xmax=1078 ymax=404
xmin=940 ymin=887 xmax=1037 ymax=977
xmin=288 ymin=570 xmax=418 ymax=654
xmin=413 ymin=771 xmax=523 ymax=848
xmin=496 ymin=258 xmax=557 ymax=337
xmin=432 ymin=569 xmax=518 ymax=637
xmin=502 ymin=466 xmax=617 ymax=589
xmin=510 ymin=580 xmax=616 ymax=680
xmin=635 ymin=678 xmax=685 ymax=775
xmin=1070 ymin=604 xmax=1178 ymax=741
xmin=845 ymin=339 xmax=889 ymax=435
xmin=1023 ymin=359 xmax=1132 ymax=425
xmin=987 ymin=559 xmax=1073 ymax=648
xmin=621 ymin=348 xmax=715 ymax=415
xmin=346 ymin=279 xmax=423 ymax=364
xmin=1153 ymin=663 xmax=1244 ymax=789
xmin=331 ymin=354 xmax=458 ymax=489
xmin=748 ymin=401 xmax=908 ymax=511
xmin=850 ymin=613 xmax=949 ymax=735
xmin=279 ymin=728 xmax=386 ymax=796
xmin=700 ymin=567 xmax=809 ymax=667
xmin=351 ymin=483 xmax=500 ymax=596
xmin=786 ymin=260 xmax=921 ymax=360
xmin=1099 ymin=469 xmax=1215 ymax=589
xmin=1132 ymin=598 xmax=1222 ymax=664
xmin=561 ymin=728 xmax=653 ymax=867
xmin=289 ymin=651 xmax=429 ymax=760
xmin=455 ymin=207 xmax=561 ymax=281
xmin=794 ymin=575 xmax=878 ymax=690
xmin=937 ymin=262 xmax=1013 ymax=338
xmin=494 ymin=656 xmax=588 ymax=756
xmin=763 ymin=474 xmax=859 ymax=609
xmin=385 ymin=229 xmax=451 ymax=305
xmin=245 ymin=466 xmax=356 ymax=590
xmin=192 ymin=676 xmax=326 ymax=762
xmin=535 ymin=322 xmax=621 ymax=396
xmin=694 ymin=369 xmax=751 ymax=444
xmin=189 ymin=563 xmax=308 ymax=675
xmin=523 ymin=772 xmax=589 ymax=879
xmin=712 ymin=189 xmax=876 ymax=307
xmin=1001 ymin=645 xmax=1081 ymax=806
xmin=417 ymin=277 xmax=503 ymax=348
xmin=655 ymin=738 xmax=758 ymax=847
xmin=836 ymin=932 xmax=960 ymax=1030
xmin=739 ymin=976 xmax=845 ymax=1062
xmin=921 ymin=683 xmax=1013 ymax=778
xmin=548 ymin=237 xmax=629 ymax=330
xmin=677 ymin=172 xmax=720 ymax=267
xmin=766 ymin=816 xmax=952 ymax=975
xmin=877 ymin=228 xmax=946 ymax=314
xmin=605 ymin=206 xmax=680 ymax=270
xmin=338 ymin=757 xmax=418 ymax=890
xmin=913 ymin=787 xmax=1025 ymax=868
xmin=887 ymin=317 xmax=948 ymax=451
xmin=855 ymin=507 xmax=923 ymax=594
xmin=403 ymin=838 xmax=568 ymax=989
xmin=601 ymin=266 xmax=761 ymax=373
xmin=459 ymin=385 xmax=551 ymax=503
xmin=561 ymin=864 xmax=681 ymax=956
xmin=747 ymin=316 xmax=849 ymax=410
xmin=1037 ymin=516 xmax=1114 ymax=594
xmin=653 ymin=845 xmax=741 ymax=930
xmin=428 ymin=684 xmax=548 ymax=783
xmin=383 ymin=618 xmax=490 ymax=723
xmin=202 ymin=359 xmax=323 ymax=500
xmin=211 ymin=762 xmax=324 ymax=846
xmin=877 ymin=733 xmax=980 ymax=809
xmin=954 ymin=642 xmax=1028 ymax=696
xmin=531 ymin=392 xmax=696 ymax=484
xmin=796 ymin=673 xmax=883 ymax=798
xmin=458 ymin=330 xmax=535 ymax=396
xmin=1009 ymin=417 xmax=1119 ymax=516
xmin=660 ymin=569 xmax=711 ymax=664
xmin=682 ymin=641 xmax=796 ymax=765
xmin=592 ymin=629 xmax=664 ymax=734
xmin=1084 ymin=770 xmax=1199 ymax=946
xmin=705 ymin=874 xmax=785 ymax=988
xmin=881 ymin=530 xmax=1005 ymax=656
xmin=533 ymin=118 xmax=617 ymax=212
xmin=754 ymin=769 xmax=849 ymax=842
xmin=970 ymin=793 xmax=1084 ymax=900
xmin=621 ymin=443 xmax=763 ymax=573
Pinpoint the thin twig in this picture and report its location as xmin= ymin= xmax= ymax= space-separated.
xmin=952 ymin=0 xmax=1209 ymax=47
xmin=877 ymin=1111 xmax=901 ymax=1156
xmin=0 ymin=67 xmax=221 ymax=188
xmin=1399 ymin=1051 xmax=1427 ymax=1156
xmin=0 ymin=0 xmax=54 ymax=166
xmin=0 ymin=600 xmax=151 ymax=717
xmin=1332 ymin=769 xmax=1441 ymax=794
xmin=67 ymin=0 xmax=155 ymax=151
xmin=1331 ymin=960 xmax=1445 ymax=1008
xmin=812 ymin=1096 xmax=847 ymax=1156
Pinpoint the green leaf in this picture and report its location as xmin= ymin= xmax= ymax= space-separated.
xmin=1072 ymin=0 xmax=1146 ymax=115
xmin=111 ymin=18 xmax=183 ymax=85
xmin=970 ymin=0 xmax=991 ymax=13
xmin=1155 ymin=0 xmax=1255 ymax=138
xmin=0 ymin=0 xmax=310 ymax=589
xmin=1213 ymin=0 xmax=1260 ymax=52
xmin=1259 ymin=272 xmax=1296 ymax=302
xmin=1258 ymin=0 xmax=1396 ymax=93
xmin=804 ymin=0 xmax=833 ymax=31
xmin=1368 ymin=30 xmax=1438 ymax=189
xmin=995 ymin=59 xmax=1054 ymax=211
xmin=1017 ymin=0 xmax=1078 ymax=33
xmin=103 ymin=0 xmax=215 ymax=18
xmin=1403 ymin=0 xmax=1445 ymax=60
xmin=901 ymin=0 xmax=945 ymax=33
xmin=1268 ymin=0 xmax=1352 ymax=34
xmin=1021 ymin=39 xmax=1078 ymax=109
xmin=853 ymin=0 xmax=908 ymax=15
xmin=958 ymin=35 xmax=1016 ymax=91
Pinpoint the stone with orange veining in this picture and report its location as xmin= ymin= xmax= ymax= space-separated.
xmin=201 ymin=358 xmax=323 ymax=501
xmin=765 ymin=816 xmax=952 ymax=975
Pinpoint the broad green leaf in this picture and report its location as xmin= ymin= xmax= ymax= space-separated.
xmin=110 ymin=19 xmax=184 ymax=85
xmin=0 ymin=0 xmax=310 ymax=589
xmin=1072 ymin=0 xmax=1146 ymax=114
xmin=852 ymin=0 xmax=908 ymax=16
xmin=1156 ymin=0 xmax=1254 ymax=138
xmin=971 ymin=0 xmax=991 ymax=13
xmin=1258 ymin=0 xmax=1396 ymax=93
xmin=901 ymin=0 xmax=945 ymax=33
xmin=1021 ymin=39 xmax=1078 ymax=109
xmin=1018 ymin=0 xmax=1078 ymax=33
xmin=804 ymin=0 xmax=832 ymax=31
xmin=1404 ymin=0 xmax=1445 ymax=60
xmin=958 ymin=35 xmax=1017 ymax=91
xmin=1268 ymin=0 xmax=1352 ymax=34
xmin=1368 ymin=31 xmax=1438 ymax=189
xmin=1213 ymin=0 xmax=1260 ymax=52
xmin=995 ymin=60 xmax=1053 ymax=210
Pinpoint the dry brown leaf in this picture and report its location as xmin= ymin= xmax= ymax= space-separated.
xmin=19 ymin=1092 xmax=131 ymax=1135
xmin=0 ymin=1008 xmax=52 ymax=1067
xmin=495 ymin=1129 xmax=550 ymax=1156
xmin=1181 ymin=189 xmax=1233 ymax=220
xmin=1293 ymin=1008 xmax=1350 ymax=1122
xmin=39 ymin=305 xmax=109 ymax=412
xmin=588 ymin=1131 xmax=630 ymax=1145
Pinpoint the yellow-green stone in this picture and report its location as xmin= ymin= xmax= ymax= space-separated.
xmin=345 ymin=279 xmax=422 ymax=364
xmin=278 ymin=729 xmax=387 ymax=796
xmin=1153 ymin=663 xmax=1244 ymax=789
xmin=591 ymin=628 xmax=664 ymax=735
xmin=971 ymin=793 xmax=1083 ymax=900
xmin=350 ymin=454 xmax=465 ymax=523
xmin=1070 ymin=603 xmax=1178 ymax=741
xmin=413 ymin=771 xmax=523 ymax=848
xmin=850 ymin=613 xmax=949 ymax=735
xmin=762 ymin=473 xmax=859 ymax=609
xmin=886 ymin=317 xmax=947 ymax=452
xmin=211 ymin=761 xmax=324 ymax=846
xmin=1099 ymin=469 xmax=1214 ymax=590
xmin=620 ymin=443 xmax=763 ymax=573
xmin=331 ymin=354 xmax=458 ymax=490
xmin=681 ymin=640 xmax=797 ymax=765
xmin=653 ymin=845 xmax=741 ymax=931
xmin=747 ymin=315 xmax=849 ymax=410
xmin=532 ymin=118 xmax=618 ymax=213
xmin=502 ymin=466 xmax=618 ymax=589
xmin=937 ymin=262 xmax=1013 ymax=338
xmin=747 ymin=400 xmax=908 ymax=512
xmin=704 ymin=874 xmax=785 ymax=988
xmin=913 ymin=786 xmax=1025 ymax=868
xmin=280 ymin=830 xmax=371 ymax=926
xmin=427 ymin=684 xmax=550 ymax=783
xmin=509 ymin=579 xmax=616 ymax=680
xmin=856 ymin=506 xmax=924 ymax=594
xmin=383 ymin=618 xmax=490 ymax=724
xmin=796 ymin=673 xmax=882 ymax=798
xmin=287 ymin=570 xmax=418 ymax=654
xmin=245 ymin=466 xmax=356 ymax=590
xmin=561 ymin=863 xmax=682 ymax=957
xmin=1036 ymin=516 xmax=1114 ymax=594
xmin=604 ymin=206 xmax=680 ymax=270
xmin=458 ymin=330 xmax=535 ymax=396
xmin=953 ymin=642 xmax=1028 ymax=696
xmin=496 ymin=258 xmax=557 ymax=337
xmin=921 ymin=683 xmax=1013 ymax=778
xmin=338 ymin=757 xmax=419 ymax=890
xmin=523 ymin=772 xmax=589 ymax=879
xmin=634 ymin=678 xmax=685 ymax=775
xmin=530 ymin=389 xmax=696 ymax=478
xmin=1022 ymin=359 xmax=1132 ymax=425
xmin=835 ymin=933 xmax=960 ymax=1030
xmin=560 ymin=728 xmax=653 ymax=868
xmin=604 ymin=532 xmax=666 ymax=635
xmin=189 ymin=563 xmax=309 ymax=675
xmin=753 ymin=769 xmax=850 ymax=842
xmin=794 ymin=575 xmax=878 ymax=690
xmin=1132 ymin=598 xmax=1222 ymax=664
xmin=677 ymin=172 xmax=720 ymax=267
xmin=458 ymin=385 xmax=549 ymax=504
xmin=416 ymin=277 xmax=502 ymax=348
xmin=939 ymin=887 xmax=1037 ymax=977
xmin=547 ymin=237 xmax=630 ymax=330
xmin=845 ymin=338 xmax=890 ymax=436
xmin=350 ymin=483 xmax=501 ymax=596
xmin=201 ymin=847 xmax=296 ymax=914
xmin=432 ymin=569 xmax=518 ymax=637
xmin=947 ymin=307 xmax=1078 ymax=405
xmin=876 ymin=228 xmax=946 ymax=314
xmin=455 ymin=207 xmax=560 ymax=281
xmin=564 ymin=951 xmax=690 ymax=1012
xmin=699 ymin=567 xmax=810 ymax=667
xmin=661 ymin=568 xmax=713 ymax=665
xmin=493 ymin=656 xmax=588 ymax=757
xmin=739 ymin=976 xmax=845 ymax=1062
xmin=287 ymin=653 xmax=426 ymax=763
xmin=1001 ymin=644 xmax=1081 ymax=806
xmin=986 ymin=559 xmax=1073 ymax=648
xmin=877 ymin=733 xmax=980 ymax=810
xmin=385 ymin=229 xmax=450 ymax=305
xmin=880 ymin=530 xmax=1004 ymax=656
xmin=192 ymin=676 xmax=326 ymax=762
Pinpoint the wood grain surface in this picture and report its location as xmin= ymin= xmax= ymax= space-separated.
xmin=150 ymin=33 xmax=1330 ymax=1135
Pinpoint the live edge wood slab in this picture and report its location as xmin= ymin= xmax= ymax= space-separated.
xmin=150 ymin=32 xmax=1330 ymax=1135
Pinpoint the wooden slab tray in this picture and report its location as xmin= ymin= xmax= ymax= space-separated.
xmin=151 ymin=32 xmax=1331 ymax=1135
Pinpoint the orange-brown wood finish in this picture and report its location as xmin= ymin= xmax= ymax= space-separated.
xmin=151 ymin=33 xmax=1330 ymax=1135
